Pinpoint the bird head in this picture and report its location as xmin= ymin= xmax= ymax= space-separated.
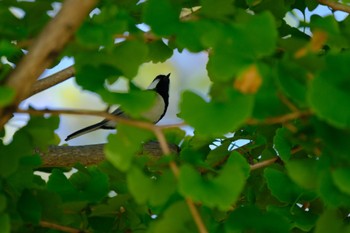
xmin=147 ymin=73 xmax=170 ymax=102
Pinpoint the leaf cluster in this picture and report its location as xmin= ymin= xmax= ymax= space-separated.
xmin=1 ymin=0 xmax=350 ymax=232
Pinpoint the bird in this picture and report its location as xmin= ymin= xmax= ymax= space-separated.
xmin=65 ymin=73 xmax=170 ymax=141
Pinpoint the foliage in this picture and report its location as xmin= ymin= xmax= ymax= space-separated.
xmin=1 ymin=0 xmax=350 ymax=232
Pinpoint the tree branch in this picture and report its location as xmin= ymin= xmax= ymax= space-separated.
xmin=37 ymin=142 xmax=179 ymax=167
xmin=250 ymin=157 xmax=279 ymax=171
xmin=318 ymin=0 xmax=350 ymax=13
xmin=0 ymin=0 xmax=98 ymax=128
xmin=39 ymin=221 xmax=85 ymax=233
xmin=17 ymin=108 xmax=156 ymax=131
xmin=28 ymin=65 xmax=75 ymax=98
xmin=246 ymin=111 xmax=311 ymax=125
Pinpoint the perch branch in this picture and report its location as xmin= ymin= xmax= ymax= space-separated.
xmin=37 ymin=142 xmax=179 ymax=167
xmin=28 ymin=65 xmax=76 ymax=98
xmin=0 ymin=0 xmax=98 ymax=128
xmin=318 ymin=0 xmax=350 ymax=13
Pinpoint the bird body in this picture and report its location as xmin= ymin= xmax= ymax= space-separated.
xmin=65 ymin=74 xmax=170 ymax=141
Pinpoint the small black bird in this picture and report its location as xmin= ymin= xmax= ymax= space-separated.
xmin=65 ymin=73 xmax=170 ymax=141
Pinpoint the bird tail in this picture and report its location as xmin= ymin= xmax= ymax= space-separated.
xmin=65 ymin=120 xmax=108 ymax=141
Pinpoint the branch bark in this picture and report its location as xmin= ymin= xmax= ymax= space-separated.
xmin=38 ymin=142 xmax=180 ymax=167
xmin=0 ymin=0 xmax=98 ymax=128
xmin=318 ymin=0 xmax=350 ymax=13
xmin=28 ymin=65 xmax=76 ymax=98
xmin=40 ymin=221 xmax=83 ymax=233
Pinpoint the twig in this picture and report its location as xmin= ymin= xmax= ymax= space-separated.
xmin=250 ymin=157 xmax=279 ymax=171
xmin=17 ymin=108 xmax=186 ymax=131
xmin=159 ymin=122 xmax=187 ymax=129
xmin=278 ymin=93 xmax=299 ymax=112
xmin=39 ymin=221 xmax=84 ymax=233
xmin=17 ymin=108 xmax=155 ymax=130
xmin=185 ymin=198 xmax=208 ymax=233
xmin=0 ymin=0 xmax=98 ymax=128
xmin=153 ymin=128 xmax=208 ymax=233
xmin=28 ymin=65 xmax=75 ymax=98
xmin=153 ymin=128 xmax=179 ymax=176
xmin=318 ymin=0 xmax=350 ymax=13
xmin=246 ymin=111 xmax=311 ymax=125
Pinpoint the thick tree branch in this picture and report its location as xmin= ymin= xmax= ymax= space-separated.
xmin=318 ymin=0 xmax=350 ymax=13
xmin=28 ymin=65 xmax=75 ymax=98
xmin=38 ymin=142 xmax=179 ymax=167
xmin=0 ymin=0 xmax=98 ymax=128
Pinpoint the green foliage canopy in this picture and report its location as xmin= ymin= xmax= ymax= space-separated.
xmin=1 ymin=0 xmax=350 ymax=232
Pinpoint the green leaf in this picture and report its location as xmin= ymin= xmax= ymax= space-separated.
xmin=146 ymin=40 xmax=173 ymax=63
xmin=285 ymin=159 xmax=319 ymax=190
xmin=111 ymin=40 xmax=148 ymax=78
xmin=264 ymin=168 xmax=310 ymax=203
xmin=253 ymin=65 xmax=289 ymax=119
xmin=310 ymin=15 xmax=347 ymax=49
xmin=180 ymin=90 xmax=254 ymax=135
xmin=143 ymin=0 xmax=181 ymax=35
xmin=268 ymin=205 xmax=318 ymax=232
xmin=77 ymin=5 xmax=128 ymax=48
xmin=25 ymin=116 xmax=60 ymax=150
xmin=18 ymin=189 xmax=42 ymax=224
xmin=200 ymin=0 xmax=235 ymax=20
xmin=75 ymin=64 xmax=119 ymax=92
xmin=127 ymin=168 xmax=176 ymax=206
xmin=225 ymin=205 xmax=290 ymax=233
xmin=99 ymin=86 xmax=157 ymax=119
xmin=0 ymin=193 xmax=6 ymax=212
xmin=0 ymin=213 xmax=10 ymax=233
xmin=0 ymin=133 xmax=32 ymax=178
xmin=207 ymin=12 xmax=277 ymax=81
xmin=205 ymin=140 xmax=232 ymax=167
xmin=0 ymin=86 xmax=15 ymax=107
xmin=273 ymin=127 xmax=292 ymax=161
xmin=69 ymin=166 xmax=109 ymax=202
xmin=319 ymin=170 xmax=350 ymax=207
xmin=105 ymin=124 xmax=152 ymax=172
xmin=148 ymin=201 xmax=196 ymax=233
xmin=332 ymin=168 xmax=350 ymax=195
xmin=179 ymin=152 xmax=250 ymax=210
xmin=305 ymin=0 xmax=319 ymax=11
xmin=276 ymin=61 xmax=308 ymax=107
xmin=309 ymin=53 xmax=350 ymax=128
xmin=35 ymin=190 xmax=63 ymax=221
xmin=315 ymin=209 xmax=350 ymax=233
xmin=47 ymin=169 xmax=79 ymax=202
